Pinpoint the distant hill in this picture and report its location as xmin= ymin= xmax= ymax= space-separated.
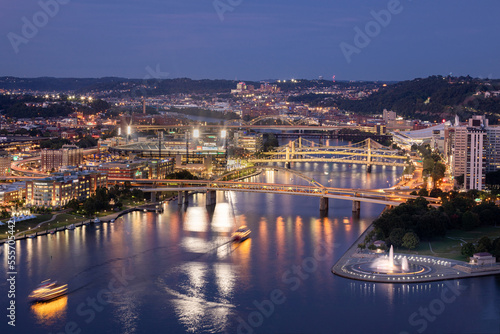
xmin=291 ymin=76 xmax=500 ymax=122
xmin=0 ymin=77 xmax=258 ymax=96
xmin=0 ymin=77 xmax=126 ymax=92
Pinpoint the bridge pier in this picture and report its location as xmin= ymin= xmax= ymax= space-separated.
xmin=178 ymin=191 xmax=189 ymax=205
xmin=150 ymin=191 xmax=157 ymax=202
xmin=319 ymin=197 xmax=328 ymax=213
xmin=206 ymin=190 xmax=217 ymax=206
xmin=367 ymin=164 xmax=372 ymax=173
xmin=352 ymin=200 xmax=360 ymax=214
xmin=285 ymin=162 xmax=291 ymax=169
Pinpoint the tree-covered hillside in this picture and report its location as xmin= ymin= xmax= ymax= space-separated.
xmin=290 ymin=76 xmax=500 ymax=122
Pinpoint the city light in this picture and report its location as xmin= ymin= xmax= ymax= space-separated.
xmin=221 ymin=130 xmax=227 ymax=139
xmin=193 ymin=129 xmax=200 ymax=138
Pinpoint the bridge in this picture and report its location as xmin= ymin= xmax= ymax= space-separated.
xmin=122 ymin=166 xmax=440 ymax=215
xmin=131 ymin=123 xmax=359 ymax=132
xmin=249 ymin=138 xmax=408 ymax=171
xmin=246 ymin=115 xmax=320 ymax=126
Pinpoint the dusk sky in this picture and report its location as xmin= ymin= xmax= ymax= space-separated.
xmin=1 ymin=0 xmax=499 ymax=81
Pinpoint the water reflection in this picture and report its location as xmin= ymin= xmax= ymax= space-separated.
xmin=160 ymin=261 xmax=236 ymax=333
xmin=31 ymin=296 xmax=68 ymax=327
xmin=184 ymin=207 xmax=209 ymax=232
xmin=211 ymin=203 xmax=234 ymax=233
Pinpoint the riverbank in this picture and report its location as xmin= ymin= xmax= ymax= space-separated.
xmin=0 ymin=202 xmax=165 ymax=245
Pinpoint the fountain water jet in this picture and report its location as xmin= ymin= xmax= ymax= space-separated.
xmin=370 ymin=245 xmax=413 ymax=273
xmin=401 ymin=256 xmax=409 ymax=272
xmin=388 ymin=245 xmax=394 ymax=269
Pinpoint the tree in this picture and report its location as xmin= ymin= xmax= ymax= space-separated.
xmin=423 ymin=157 xmax=435 ymax=176
xmin=431 ymin=162 xmax=446 ymax=188
xmin=429 ymin=188 xmax=444 ymax=198
xmin=477 ymin=236 xmax=492 ymax=253
xmin=461 ymin=211 xmax=480 ymax=231
xmin=417 ymin=188 xmax=429 ymax=197
xmin=389 ymin=228 xmax=406 ymax=247
xmin=402 ymin=232 xmax=420 ymax=250
xmin=83 ymin=198 xmax=97 ymax=216
xmin=65 ymin=199 xmax=80 ymax=212
xmin=461 ymin=242 xmax=476 ymax=257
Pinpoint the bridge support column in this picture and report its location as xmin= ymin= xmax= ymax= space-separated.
xmin=183 ymin=191 xmax=189 ymax=204
xmin=206 ymin=190 xmax=217 ymax=207
xmin=150 ymin=192 xmax=156 ymax=202
xmin=285 ymin=162 xmax=291 ymax=169
xmin=367 ymin=164 xmax=372 ymax=173
xmin=352 ymin=200 xmax=360 ymax=214
xmin=319 ymin=197 xmax=328 ymax=213
xmin=178 ymin=191 xmax=189 ymax=205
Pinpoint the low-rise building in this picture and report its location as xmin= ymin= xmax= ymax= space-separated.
xmin=97 ymin=158 xmax=174 ymax=179
xmin=234 ymin=132 xmax=263 ymax=152
xmin=0 ymin=182 xmax=26 ymax=204
xmin=470 ymin=252 xmax=496 ymax=266
xmin=25 ymin=171 xmax=107 ymax=207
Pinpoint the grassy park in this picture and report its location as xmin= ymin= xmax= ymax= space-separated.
xmin=396 ymin=226 xmax=500 ymax=261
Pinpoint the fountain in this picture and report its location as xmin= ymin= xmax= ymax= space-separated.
xmin=342 ymin=245 xmax=432 ymax=279
xmin=368 ymin=246 xmax=415 ymax=274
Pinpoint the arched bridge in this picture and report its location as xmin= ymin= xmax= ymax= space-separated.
xmin=129 ymin=177 xmax=440 ymax=214
xmin=249 ymin=138 xmax=408 ymax=170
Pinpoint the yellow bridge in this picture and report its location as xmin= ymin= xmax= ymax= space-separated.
xmin=249 ymin=138 xmax=408 ymax=170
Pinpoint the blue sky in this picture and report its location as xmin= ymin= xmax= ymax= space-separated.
xmin=0 ymin=0 xmax=499 ymax=81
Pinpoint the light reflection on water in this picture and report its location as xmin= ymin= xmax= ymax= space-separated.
xmin=159 ymin=260 xmax=236 ymax=333
xmin=31 ymin=296 xmax=68 ymax=327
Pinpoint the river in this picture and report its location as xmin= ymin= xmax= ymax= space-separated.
xmin=2 ymin=162 xmax=500 ymax=334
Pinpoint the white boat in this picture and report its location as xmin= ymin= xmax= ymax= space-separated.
xmin=67 ymin=224 xmax=75 ymax=230
xmin=110 ymin=219 xmax=115 ymax=223
xmin=29 ymin=280 xmax=68 ymax=302
xmin=232 ymin=226 xmax=251 ymax=242
xmin=93 ymin=217 xmax=101 ymax=223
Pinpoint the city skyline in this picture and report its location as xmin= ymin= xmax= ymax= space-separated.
xmin=0 ymin=0 xmax=499 ymax=81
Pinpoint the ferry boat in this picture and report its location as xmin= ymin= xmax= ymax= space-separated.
xmin=232 ymin=226 xmax=251 ymax=242
xmin=28 ymin=280 xmax=68 ymax=302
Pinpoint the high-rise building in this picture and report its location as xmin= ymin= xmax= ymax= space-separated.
xmin=452 ymin=116 xmax=486 ymax=190
xmin=41 ymin=145 xmax=83 ymax=172
xmin=485 ymin=126 xmax=500 ymax=172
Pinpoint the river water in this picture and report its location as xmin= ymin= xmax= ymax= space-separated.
xmin=2 ymin=162 xmax=500 ymax=334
